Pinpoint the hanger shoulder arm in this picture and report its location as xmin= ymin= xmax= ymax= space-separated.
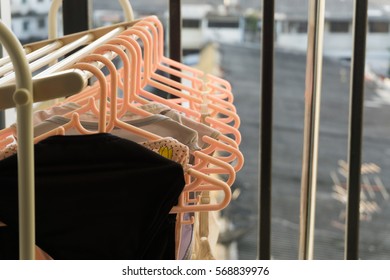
xmin=0 ymin=69 xmax=86 ymax=110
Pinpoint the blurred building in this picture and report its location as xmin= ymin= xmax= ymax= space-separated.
xmin=275 ymin=0 xmax=390 ymax=59
xmin=10 ymin=0 xmax=51 ymax=43
xmin=8 ymin=0 xmax=390 ymax=61
xmin=174 ymin=4 xmax=244 ymax=52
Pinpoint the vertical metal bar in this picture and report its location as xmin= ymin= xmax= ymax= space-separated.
xmin=298 ymin=0 xmax=325 ymax=260
xmin=0 ymin=112 xmax=4 ymax=129
xmin=62 ymin=0 xmax=91 ymax=36
xmin=345 ymin=0 xmax=368 ymax=260
xmin=169 ymin=0 xmax=182 ymax=89
xmin=62 ymin=0 xmax=91 ymax=86
xmin=169 ymin=0 xmax=182 ymax=64
xmin=258 ymin=0 xmax=274 ymax=260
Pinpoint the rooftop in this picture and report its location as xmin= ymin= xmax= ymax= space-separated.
xmin=275 ymin=0 xmax=390 ymax=20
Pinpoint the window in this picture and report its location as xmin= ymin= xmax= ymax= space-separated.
xmin=38 ymin=18 xmax=45 ymax=29
xmin=369 ymin=21 xmax=389 ymax=33
xmin=182 ymin=19 xmax=201 ymax=29
xmin=23 ymin=20 xmax=29 ymax=31
xmin=329 ymin=21 xmax=350 ymax=33
xmin=207 ymin=20 xmax=240 ymax=29
xmin=287 ymin=21 xmax=307 ymax=33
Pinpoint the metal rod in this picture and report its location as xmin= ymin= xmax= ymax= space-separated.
xmin=0 ymin=112 xmax=4 ymax=129
xmin=62 ymin=0 xmax=91 ymax=35
xmin=298 ymin=0 xmax=325 ymax=260
xmin=345 ymin=0 xmax=368 ymax=260
xmin=62 ymin=0 xmax=91 ymax=85
xmin=258 ymin=0 xmax=274 ymax=260
xmin=169 ymin=0 xmax=182 ymax=90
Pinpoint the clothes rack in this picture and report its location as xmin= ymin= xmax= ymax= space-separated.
xmin=0 ymin=3 xmax=242 ymax=259
xmin=0 ymin=20 xmax=97 ymax=260
xmin=0 ymin=19 xmax=34 ymax=260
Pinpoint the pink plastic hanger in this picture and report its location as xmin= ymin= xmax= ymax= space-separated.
xmin=110 ymin=37 xmax=243 ymax=172
xmin=115 ymin=26 xmax=242 ymax=149
xmin=87 ymin=51 xmax=237 ymax=186
xmin=108 ymin=31 xmax=243 ymax=165
xmin=66 ymin=52 xmax=235 ymax=202
xmin=33 ymin=62 xmax=110 ymax=143
xmin=96 ymin=43 xmax=153 ymax=118
xmin=115 ymin=30 xmax=202 ymax=119
xmin=117 ymin=28 xmax=242 ymax=144
xmin=133 ymin=17 xmax=215 ymax=86
xmin=128 ymin=25 xmax=241 ymax=141
xmin=131 ymin=22 xmax=240 ymax=123
xmin=68 ymin=43 xmax=153 ymax=119
xmin=67 ymin=40 xmax=239 ymax=152
xmin=64 ymin=24 xmax=241 ymax=146
xmin=134 ymin=17 xmax=235 ymax=102
xmin=79 ymin=54 xmax=160 ymax=140
xmin=124 ymin=29 xmax=206 ymax=114
xmin=37 ymin=26 xmax=241 ymax=185
xmin=56 ymin=30 xmax=242 ymax=172
xmin=130 ymin=22 xmax=222 ymax=103
xmin=136 ymin=19 xmax=239 ymax=152
xmin=123 ymin=23 xmax=238 ymax=116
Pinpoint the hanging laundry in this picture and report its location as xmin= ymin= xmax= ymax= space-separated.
xmin=0 ymin=134 xmax=185 ymax=259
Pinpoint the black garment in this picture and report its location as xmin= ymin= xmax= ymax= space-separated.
xmin=0 ymin=133 xmax=185 ymax=260
xmin=0 ymin=227 xmax=19 ymax=260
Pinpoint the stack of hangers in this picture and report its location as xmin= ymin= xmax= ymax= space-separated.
xmin=0 ymin=13 xmax=243 ymax=260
